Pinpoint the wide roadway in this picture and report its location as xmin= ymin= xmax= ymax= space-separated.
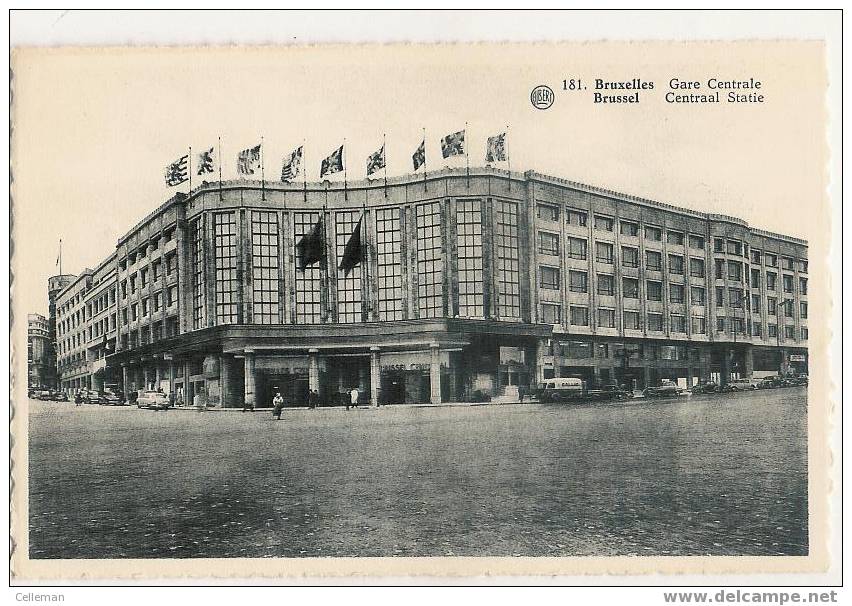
xmin=27 ymin=388 xmax=808 ymax=558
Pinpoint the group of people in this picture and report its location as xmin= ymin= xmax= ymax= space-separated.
xmin=245 ymin=387 xmax=363 ymax=420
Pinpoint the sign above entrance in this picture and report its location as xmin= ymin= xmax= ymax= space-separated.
xmin=789 ymin=354 xmax=807 ymax=362
xmin=380 ymin=350 xmax=449 ymax=372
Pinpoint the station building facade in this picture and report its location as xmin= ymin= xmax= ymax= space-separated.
xmin=56 ymin=168 xmax=807 ymax=406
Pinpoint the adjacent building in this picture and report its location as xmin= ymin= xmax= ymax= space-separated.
xmin=44 ymin=274 xmax=75 ymax=388
xmin=54 ymin=167 xmax=808 ymax=405
xmin=27 ymin=313 xmax=50 ymax=390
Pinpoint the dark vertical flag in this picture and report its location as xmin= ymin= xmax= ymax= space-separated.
xmin=237 ymin=144 xmax=262 ymax=176
xmin=281 ymin=145 xmax=303 ymax=182
xmin=197 ymin=147 xmax=216 ymax=176
xmin=412 ymin=138 xmax=426 ymax=171
xmin=320 ymin=145 xmax=344 ymax=178
xmin=485 ymin=132 xmax=507 ymax=163
xmin=366 ymin=144 xmax=385 ymax=177
xmin=441 ymin=129 xmax=465 ymax=159
xmin=338 ymin=217 xmax=364 ymax=277
xmin=296 ymin=218 xmax=325 ymax=271
xmin=164 ymin=155 xmax=189 ymax=187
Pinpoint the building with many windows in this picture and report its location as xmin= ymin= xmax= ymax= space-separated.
xmin=55 ymin=167 xmax=808 ymax=405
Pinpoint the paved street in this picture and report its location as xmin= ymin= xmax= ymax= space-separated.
xmin=28 ymin=388 xmax=808 ymax=558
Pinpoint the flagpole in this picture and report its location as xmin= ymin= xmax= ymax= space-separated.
xmin=465 ymin=121 xmax=470 ymax=188
xmin=423 ymin=127 xmax=427 ymax=193
xmin=383 ymin=133 xmax=388 ymax=197
xmin=218 ymin=136 xmax=223 ymax=201
xmin=343 ymin=138 xmax=348 ymax=201
xmin=303 ymin=139 xmax=308 ymax=203
xmin=261 ymin=136 xmax=266 ymax=201
xmin=506 ymin=124 xmax=512 ymax=193
xmin=59 ymin=239 xmax=62 ymax=275
xmin=188 ymin=146 xmax=192 ymax=195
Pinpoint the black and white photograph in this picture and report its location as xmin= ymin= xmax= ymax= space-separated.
xmin=8 ymin=9 xmax=841 ymax=587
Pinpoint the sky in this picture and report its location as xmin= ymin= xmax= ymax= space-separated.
xmin=12 ymin=40 xmax=827 ymax=318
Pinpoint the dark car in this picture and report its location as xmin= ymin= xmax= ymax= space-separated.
xmin=585 ymin=384 xmax=633 ymax=401
xmin=692 ymin=381 xmax=720 ymax=394
xmin=49 ymin=390 xmax=69 ymax=402
xmin=643 ymin=380 xmax=683 ymax=398
xmin=100 ymin=390 xmax=125 ymax=405
xmin=757 ymin=376 xmax=782 ymax=389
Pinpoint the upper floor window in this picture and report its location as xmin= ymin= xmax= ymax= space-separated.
xmin=566 ymin=209 xmax=587 ymax=227
xmin=645 ymin=225 xmax=662 ymax=241
xmin=539 ymin=266 xmax=560 ymax=290
xmin=594 ymin=215 xmax=614 ymax=232
xmin=751 ymin=249 xmax=762 ymax=264
xmin=595 ymin=241 xmax=614 ymax=264
xmin=646 ymin=250 xmax=662 ymax=272
xmin=713 ymin=238 xmax=725 ymax=253
xmin=799 ymin=277 xmax=808 ymax=295
xmin=783 ymin=275 xmax=794 ymax=293
xmin=568 ymin=270 xmax=588 ymax=293
xmin=538 ymin=232 xmax=560 ymax=256
xmin=622 ymin=246 xmax=639 ymax=268
xmin=782 ymin=257 xmax=794 ymax=271
xmin=726 ymin=240 xmax=742 ymax=256
xmin=798 ymin=259 xmax=808 ymax=273
xmin=688 ymin=234 xmax=705 ymax=250
xmin=668 ymin=254 xmax=684 ymax=275
xmin=566 ymin=237 xmax=587 ymax=260
xmin=690 ymin=257 xmax=705 ymax=278
xmin=667 ymin=231 xmax=684 ymax=246
xmin=765 ymin=253 xmax=777 ymax=267
xmin=620 ymin=221 xmax=639 ymax=237
xmin=537 ymin=204 xmax=559 ymax=222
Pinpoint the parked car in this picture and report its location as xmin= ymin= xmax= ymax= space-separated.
xmin=788 ymin=374 xmax=808 ymax=386
xmin=538 ymin=377 xmax=585 ymax=403
xmin=585 ymin=384 xmax=633 ymax=401
xmin=692 ymin=381 xmax=720 ymax=394
xmin=757 ymin=376 xmax=783 ymax=389
xmin=80 ymin=389 xmax=103 ymax=404
xmin=48 ymin=390 xmax=69 ymax=402
xmin=727 ymin=378 xmax=760 ymax=391
xmin=136 ymin=390 xmax=171 ymax=410
xmin=642 ymin=380 xmax=683 ymax=398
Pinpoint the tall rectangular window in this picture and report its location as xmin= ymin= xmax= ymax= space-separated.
xmin=336 ymin=211 xmax=364 ymax=323
xmin=456 ymin=200 xmax=484 ymax=318
xmin=538 ymin=231 xmax=559 ymax=256
xmin=251 ymin=211 xmax=280 ymax=324
xmin=496 ymin=201 xmax=521 ymax=319
xmin=566 ymin=237 xmax=587 ymax=260
xmin=417 ymin=202 xmax=444 ymax=319
xmin=294 ymin=211 xmax=323 ymax=324
xmin=191 ymin=219 xmax=206 ymax=330
xmin=214 ymin=212 xmax=239 ymax=325
xmin=376 ymin=208 xmax=403 ymax=321
xmin=595 ymin=241 xmax=613 ymax=264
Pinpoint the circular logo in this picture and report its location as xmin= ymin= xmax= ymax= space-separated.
xmin=530 ymin=84 xmax=555 ymax=110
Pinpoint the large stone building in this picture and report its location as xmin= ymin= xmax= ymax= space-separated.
xmin=55 ymin=167 xmax=808 ymax=405
xmin=44 ymin=274 xmax=75 ymax=388
xmin=27 ymin=313 xmax=50 ymax=390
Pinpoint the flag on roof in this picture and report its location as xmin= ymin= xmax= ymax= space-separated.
xmin=197 ymin=147 xmax=215 ymax=176
xmin=296 ymin=218 xmax=324 ymax=271
xmin=366 ymin=144 xmax=385 ymax=177
xmin=412 ymin=139 xmax=426 ymax=171
xmin=338 ymin=217 xmax=364 ymax=276
xmin=486 ymin=132 xmax=507 ymax=163
xmin=237 ymin=144 xmax=261 ymax=176
xmin=441 ymin=130 xmax=465 ymax=159
xmin=281 ymin=145 xmax=303 ymax=182
xmin=165 ymin=155 xmax=189 ymax=187
xmin=320 ymin=145 xmax=344 ymax=178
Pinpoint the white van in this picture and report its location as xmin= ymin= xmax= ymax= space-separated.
xmin=539 ymin=377 xmax=585 ymax=402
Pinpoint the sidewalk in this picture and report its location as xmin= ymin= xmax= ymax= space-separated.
xmin=170 ymin=399 xmax=535 ymax=412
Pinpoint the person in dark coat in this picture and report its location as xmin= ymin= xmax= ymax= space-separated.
xmin=308 ymin=389 xmax=318 ymax=409
xmin=272 ymin=392 xmax=285 ymax=420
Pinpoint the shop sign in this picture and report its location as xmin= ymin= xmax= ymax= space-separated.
xmin=789 ymin=354 xmax=806 ymax=362
xmin=380 ymin=350 xmax=449 ymax=372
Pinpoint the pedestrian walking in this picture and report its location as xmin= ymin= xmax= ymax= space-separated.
xmin=242 ymin=395 xmax=255 ymax=412
xmin=308 ymin=389 xmax=318 ymax=409
xmin=272 ymin=392 xmax=285 ymax=420
xmin=347 ymin=387 xmax=360 ymax=411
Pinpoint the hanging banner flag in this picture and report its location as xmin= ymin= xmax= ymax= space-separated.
xmin=281 ymin=145 xmax=303 ymax=182
xmin=296 ymin=218 xmax=325 ymax=271
xmin=441 ymin=130 xmax=465 ymax=158
xmin=237 ymin=144 xmax=262 ymax=176
xmin=338 ymin=217 xmax=364 ymax=276
xmin=320 ymin=145 xmax=344 ymax=178
xmin=164 ymin=155 xmax=189 ymax=187
xmin=366 ymin=144 xmax=385 ymax=177
xmin=486 ymin=132 xmax=507 ymax=163
xmin=196 ymin=147 xmax=216 ymax=176
xmin=412 ymin=139 xmax=426 ymax=171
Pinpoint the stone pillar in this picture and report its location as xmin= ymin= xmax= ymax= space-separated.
xmin=430 ymin=342 xmax=442 ymax=405
xmin=308 ymin=348 xmax=320 ymax=393
xmin=184 ymin=361 xmax=193 ymax=406
xmin=168 ymin=359 xmax=176 ymax=395
xmin=720 ymin=348 xmax=731 ymax=385
xmin=121 ymin=364 xmax=129 ymax=397
xmin=219 ymin=355 xmax=232 ymax=408
xmin=154 ymin=363 xmax=162 ymax=390
xmin=142 ymin=365 xmax=150 ymax=391
xmin=370 ymin=346 xmax=380 ymax=407
xmin=642 ymin=365 xmax=652 ymax=390
xmin=743 ymin=345 xmax=754 ymax=378
xmin=535 ymin=339 xmax=547 ymax=383
xmin=244 ymin=350 xmax=256 ymax=409
xmin=686 ymin=367 xmax=694 ymax=388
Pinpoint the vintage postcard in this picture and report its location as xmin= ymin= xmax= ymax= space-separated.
xmin=9 ymin=11 xmax=841 ymax=584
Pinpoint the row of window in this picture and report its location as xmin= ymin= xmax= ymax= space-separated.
xmin=118 ymin=228 xmax=175 ymax=271
xmin=539 ymin=303 xmax=807 ymax=340
xmin=122 ymin=286 xmax=179 ymax=325
xmin=120 ymin=253 xmax=178 ymax=299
